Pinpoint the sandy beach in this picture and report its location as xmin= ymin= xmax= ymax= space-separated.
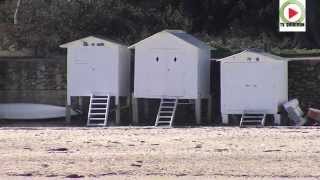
xmin=1 ymin=127 xmax=320 ymax=179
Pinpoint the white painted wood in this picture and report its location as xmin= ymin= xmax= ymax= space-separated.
xmin=87 ymin=94 xmax=110 ymax=126
xmin=61 ymin=36 xmax=130 ymax=98
xmin=118 ymin=46 xmax=131 ymax=96
xmin=220 ymin=50 xmax=288 ymax=117
xmin=66 ymin=95 xmax=71 ymax=122
xmin=222 ymin=114 xmax=229 ymax=124
xmin=198 ymin=48 xmax=211 ymax=98
xmin=132 ymin=97 xmax=139 ymax=124
xmin=274 ymin=114 xmax=281 ymax=125
xmin=115 ymin=96 xmax=121 ymax=125
xmin=195 ymin=98 xmax=202 ymax=124
xmin=155 ymin=98 xmax=178 ymax=127
xmin=131 ymin=30 xmax=210 ymax=99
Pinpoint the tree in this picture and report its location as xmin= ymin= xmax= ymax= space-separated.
xmin=13 ymin=0 xmax=21 ymax=25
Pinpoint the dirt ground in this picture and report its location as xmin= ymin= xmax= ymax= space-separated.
xmin=1 ymin=127 xmax=320 ymax=179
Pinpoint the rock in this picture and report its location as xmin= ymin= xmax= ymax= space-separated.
xmin=215 ymin=148 xmax=229 ymax=152
xmin=131 ymin=163 xmax=142 ymax=167
xmin=48 ymin=147 xmax=68 ymax=153
xmin=263 ymin=149 xmax=281 ymax=152
xmin=101 ymin=172 xmax=117 ymax=176
xmin=65 ymin=174 xmax=84 ymax=178
xmin=41 ymin=164 xmax=49 ymax=168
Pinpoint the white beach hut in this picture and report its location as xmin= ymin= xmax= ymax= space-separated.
xmin=219 ymin=49 xmax=288 ymax=126
xmin=60 ymin=36 xmax=130 ymax=126
xmin=129 ymin=30 xmax=211 ymax=126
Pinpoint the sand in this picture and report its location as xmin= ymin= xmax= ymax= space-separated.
xmin=1 ymin=127 xmax=320 ymax=179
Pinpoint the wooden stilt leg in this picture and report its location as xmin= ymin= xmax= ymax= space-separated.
xmin=222 ymin=114 xmax=229 ymax=125
xmin=78 ymin=96 xmax=83 ymax=121
xmin=207 ymin=96 xmax=213 ymax=124
xmin=126 ymin=96 xmax=131 ymax=107
xmin=195 ymin=98 xmax=202 ymax=125
xmin=132 ymin=96 xmax=139 ymax=125
xmin=115 ymin=96 xmax=121 ymax=125
xmin=274 ymin=114 xmax=281 ymax=126
xmin=143 ymin=99 xmax=149 ymax=122
xmin=66 ymin=95 xmax=71 ymax=123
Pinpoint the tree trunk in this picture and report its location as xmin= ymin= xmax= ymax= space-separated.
xmin=14 ymin=0 xmax=22 ymax=25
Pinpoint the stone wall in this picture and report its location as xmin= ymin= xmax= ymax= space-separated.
xmin=0 ymin=57 xmax=66 ymax=106
xmin=288 ymin=60 xmax=320 ymax=111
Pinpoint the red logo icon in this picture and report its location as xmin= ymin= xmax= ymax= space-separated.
xmin=289 ymin=8 xmax=298 ymax=19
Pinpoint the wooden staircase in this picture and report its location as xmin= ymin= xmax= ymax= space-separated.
xmin=240 ymin=111 xmax=266 ymax=127
xmin=155 ymin=98 xmax=178 ymax=127
xmin=87 ymin=94 xmax=110 ymax=127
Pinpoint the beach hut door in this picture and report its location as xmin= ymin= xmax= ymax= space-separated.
xmin=148 ymin=51 xmax=167 ymax=96
xmin=148 ymin=50 xmax=185 ymax=97
xmin=165 ymin=51 xmax=185 ymax=97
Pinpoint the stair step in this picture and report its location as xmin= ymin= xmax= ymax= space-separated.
xmin=240 ymin=112 xmax=266 ymax=127
xmin=242 ymin=121 xmax=262 ymax=123
xmin=158 ymin=116 xmax=174 ymax=118
xmin=92 ymin=98 xmax=109 ymax=100
xmin=157 ymin=121 xmax=171 ymax=123
xmin=91 ymin=108 xmax=107 ymax=110
xmin=90 ymin=113 xmax=106 ymax=115
xmin=242 ymin=118 xmax=264 ymax=120
xmin=89 ymin=118 xmax=106 ymax=120
xmin=159 ymin=111 xmax=174 ymax=113
xmin=243 ymin=116 xmax=264 ymax=118
xmin=241 ymin=125 xmax=264 ymax=127
xmin=87 ymin=94 xmax=110 ymax=127
xmin=91 ymin=103 xmax=108 ymax=105
xmin=87 ymin=124 xmax=106 ymax=126
xmin=155 ymin=98 xmax=178 ymax=127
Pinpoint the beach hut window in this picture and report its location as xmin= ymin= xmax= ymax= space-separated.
xmin=91 ymin=43 xmax=95 ymax=46
xmin=97 ymin=43 xmax=104 ymax=46
xmin=174 ymin=57 xmax=177 ymax=62
xmin=83 ymin=42 xmax=89 ymax=46
xmin=256 ymin=57 xmax=260 ymax=61
xmin=247 ymin=57 xmax=252 ymax=61
xmin=156 ymin=57 xmax=159 ymax=62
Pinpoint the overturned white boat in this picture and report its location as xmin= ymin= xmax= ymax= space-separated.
xmin=0 ymin=103 xmax=78 ymax=120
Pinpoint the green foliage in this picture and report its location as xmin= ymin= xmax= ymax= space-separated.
xmin=0 ymin=0 xmax=319 ymax=56
xmin=272 ymin=48 xmax=320 ymax=57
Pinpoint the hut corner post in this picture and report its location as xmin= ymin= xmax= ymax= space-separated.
xmin=115 ymin=96 xmax=121 ymax=125
xmin=274 ymin=114 xmax=281 ymax=125
xmin=132 ymin=94 xmax=139 ymax=125
xmin=143 ymin=99 xmax=149 ymax=122
xmin=66 ymin=95 xmax=71 ymax=123
xmin=222 ymin=114 xmax=229 ymax=125
xmin=195 ymin=98 xmax=202 ymax=125
xmin=78 ymin=96 xmax=83 ymax=121
xmin=207 ymin=95 xmax=213 ymax=123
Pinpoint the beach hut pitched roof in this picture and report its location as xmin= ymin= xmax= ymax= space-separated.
xmin=60 ymin=36 xmax=126 ymax=48
xmin=129 ymin=30 xmax=210 ymax=49
xmin=216 ymin=49 xmax=288 ymax=62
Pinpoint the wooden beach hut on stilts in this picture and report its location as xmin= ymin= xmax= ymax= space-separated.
xmin=60 ymin=36 xmax=131 ymax=126
xmin=129 ymin=30 xmax=212 ymax=127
